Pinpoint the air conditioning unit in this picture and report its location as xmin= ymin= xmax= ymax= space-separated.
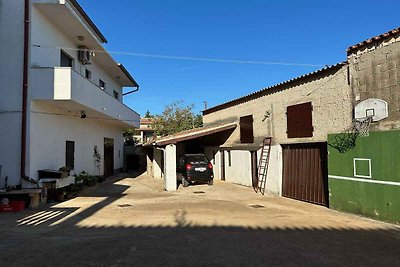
xmin=78 ymin=46 xmax=92 ymax=65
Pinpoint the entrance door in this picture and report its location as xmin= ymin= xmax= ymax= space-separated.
xmin=282 ymin=143 xmax=328 ymax=206
xmin=104 ymin=138 xmax=114 ymax=177
xmin=220 ymin=151 xmax=225 ymax=181
xmin=251 ymin=151 xmax=258 ymax=190
xmin=65 ymin=141 xmax=75 ymax=170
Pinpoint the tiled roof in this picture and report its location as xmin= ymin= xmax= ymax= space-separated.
xmin=203 ymin=62 xmax=346 ymax=115
xmin=347 ymin=27 xmax=400 ymax=54
xmin=140 ymin=118 xmax=154 ymax=124
xmin=154 ymin=122 xmax=237 ymax=146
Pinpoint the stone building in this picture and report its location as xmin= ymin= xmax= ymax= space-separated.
xmin=148 ymin=27 xmax=400 ymax=224
xmin=202 ymin=63 xmax=352 ymax=206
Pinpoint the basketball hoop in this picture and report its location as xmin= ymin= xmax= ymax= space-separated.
xmin=328 ymin=116 xmax=373 ymax=153
xmin=353 ymin=116 xmax=373 ymax=137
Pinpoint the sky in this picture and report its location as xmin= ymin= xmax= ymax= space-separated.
xmin=78 ymin=0 xmax=400 ymax=116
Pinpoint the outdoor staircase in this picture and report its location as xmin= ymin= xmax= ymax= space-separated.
xmin=257 ymin=137 xmax=272 ymax=195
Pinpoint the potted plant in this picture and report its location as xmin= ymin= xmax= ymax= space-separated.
xmin=59 ymin=166 xmax=72 ymax=177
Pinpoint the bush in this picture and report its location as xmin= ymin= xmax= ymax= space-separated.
xmin=74 ymin=171 xmax=97 ymax=187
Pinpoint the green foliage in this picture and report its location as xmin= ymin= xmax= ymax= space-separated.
xmin=123 ymin=129 xmax=140 ymax=146
xmin=74 ymin=171 xmax=98 ymax=187
xmin=153 ymin=101 xmax=203 ymax=136
xmin=144 ymin=110 xmax=153 ymax=118
xmin=123 ymin=128 xmax=135 ymax=137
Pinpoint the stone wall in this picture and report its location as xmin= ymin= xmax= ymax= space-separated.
xmin=348 ymin=35 xmax=400 ymax=131
xmin=203 ymin=65 xmax=353 ymax=147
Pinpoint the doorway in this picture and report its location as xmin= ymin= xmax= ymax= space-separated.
xmin=282 ymin=142 xmax=328 ymax=206
xmin=65 ymin=141 xmax=75 ymax=170
xmin=251 ymin=151 xmax=258 ymax=190
xmin=104 ymin=138 xmax=114 ymax=177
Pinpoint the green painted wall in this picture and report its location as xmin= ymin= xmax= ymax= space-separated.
xmin=328 ymin=130 xmax=400 ymax=224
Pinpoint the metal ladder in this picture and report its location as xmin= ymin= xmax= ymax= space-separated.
xmin=257 ymin=137 xmax=272 ymax=195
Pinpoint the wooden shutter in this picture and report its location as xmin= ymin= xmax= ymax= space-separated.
xmin=287 ymin=102 xmax=313 ymax=138
xmin=240 ymin=115 xmax=254 ymax=143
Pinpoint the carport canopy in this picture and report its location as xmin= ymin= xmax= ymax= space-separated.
xmin=154 ymin=122 xmax=237 ymax=146
xmin=151 ymin=122 xmax=237 ymax=192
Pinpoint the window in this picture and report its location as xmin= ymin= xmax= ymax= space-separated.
xmin=60 ymin=50 xmax=73 ymax=67
xmin=240 ymin=115 xmax=254 ymax=143
xmin=99 ymin=79 xmax=106 ymax=90
xmin=113 ymin=90 xmax=119 ymax=100
xmin=286 ymin=102 xmax=313 ymax=138
xmin=85 ymin=69 xmax=91 ymax=80
xmin=65 ymin=141 xmax=75 ymax=169
xmin=227 ymin=150 xmax=231 ymax=166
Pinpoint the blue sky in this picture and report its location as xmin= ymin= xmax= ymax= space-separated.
xmin=79 ymin=0 xmax=400 ymax=116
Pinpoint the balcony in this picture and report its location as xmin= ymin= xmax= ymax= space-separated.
xmin=30 ymin=67 xmax=139 ymax=128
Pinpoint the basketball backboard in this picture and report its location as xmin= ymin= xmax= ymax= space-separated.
xmin=354 ymin=98 xmax=388 ymax=122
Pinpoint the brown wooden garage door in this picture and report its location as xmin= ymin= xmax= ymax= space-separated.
xmin=282 ymin=143 xmax=328 ymax=206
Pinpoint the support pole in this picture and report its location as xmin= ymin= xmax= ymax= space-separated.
xmin=164 ymin=144 xmax=177 ymax=191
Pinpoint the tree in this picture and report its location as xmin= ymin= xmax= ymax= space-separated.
xmin=144 ymin=110 xmax=152 ymax=118
xmin=122 ymin=128 xmax=139 ymax=146
xmin=153 ymin=101 xmax=203 ymax=136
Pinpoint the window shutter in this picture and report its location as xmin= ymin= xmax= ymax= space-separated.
xmin=240 ymin=115 xmax=254 ymax=143
xmin=287 ymin=102 xmax=313 ymax=138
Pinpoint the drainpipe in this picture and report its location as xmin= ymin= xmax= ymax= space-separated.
xmin=21 ymin=0 xmax=36 ymax=185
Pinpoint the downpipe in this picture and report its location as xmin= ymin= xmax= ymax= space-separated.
xmin=21 ymin=0 xmax=37 ymax=185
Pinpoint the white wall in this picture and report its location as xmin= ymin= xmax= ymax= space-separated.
xmin=30 ymin=6 xmax=123 ymax=99
xmin=29 ymin=67 xmax=139 ymax=127
xmin=205 ymin=146 xmax=282 ymax=195
xmin=29 ymin=101 xmax=125 ymax=181
xmin=0 ymin=0 xmax=25 ymax=186
xmin=224 ymin=150 xmax=252 ymax=187
xmin=262 ymin=145 xmax=282 ymax=195
xmin=0 ymin=1 xmax=135 ymax=188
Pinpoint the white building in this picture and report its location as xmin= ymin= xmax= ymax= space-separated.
xmin=0 ymin=0 xmax=140 ymax=189
xmin=133 ymin=118 xmax=156 ymax=144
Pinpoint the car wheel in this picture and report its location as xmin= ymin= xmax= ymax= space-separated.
xmin=182 ymin=177 xmax=189 ymax=187
xmin=208 ymin=180 xmax=213 ymax=186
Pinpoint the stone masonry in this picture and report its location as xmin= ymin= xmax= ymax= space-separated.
xmin=348 ymin=31 xmax=400 ymax=130
xmin=203 ymin=65 xmax=353 ymax=147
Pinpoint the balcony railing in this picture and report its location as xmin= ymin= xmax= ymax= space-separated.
xmin=30 ymin=67 xmax=139 ymax=128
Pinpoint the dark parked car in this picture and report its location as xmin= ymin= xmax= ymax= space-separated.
xmin=177 ymin=154 xmax=214 ymax=187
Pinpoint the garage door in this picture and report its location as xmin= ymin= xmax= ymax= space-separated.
xmin=282 ymin=143 xmax=328 ymax=206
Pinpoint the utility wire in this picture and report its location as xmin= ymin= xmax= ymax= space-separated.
xmin=32 ymin=44 xmax=326 ymax=67
xmin=0 ymin=110 xmax=140 ymax=124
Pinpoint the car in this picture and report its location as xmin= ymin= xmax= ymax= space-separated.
xmin=177 ymin=154 xmax=214 ymax=187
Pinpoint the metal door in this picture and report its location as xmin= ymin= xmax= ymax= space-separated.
xmin=282 ymin=143 xmax=328 ymax=206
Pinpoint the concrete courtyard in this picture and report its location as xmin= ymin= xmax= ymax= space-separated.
xmin=0 ymin=172 xmax=399 ymax=266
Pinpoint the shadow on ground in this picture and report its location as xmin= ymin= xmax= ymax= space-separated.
xmin=1 ymin=223 xmax=399 ymax=266
xmin=1 ymin=172 xmax=399 ymax=266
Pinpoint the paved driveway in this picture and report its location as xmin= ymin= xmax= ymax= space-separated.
xmin=0 ymin=172 xmax=399 ymax=266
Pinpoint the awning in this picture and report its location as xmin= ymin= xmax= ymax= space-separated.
xmin=154 ymin=122 xmax=237 ymax=146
